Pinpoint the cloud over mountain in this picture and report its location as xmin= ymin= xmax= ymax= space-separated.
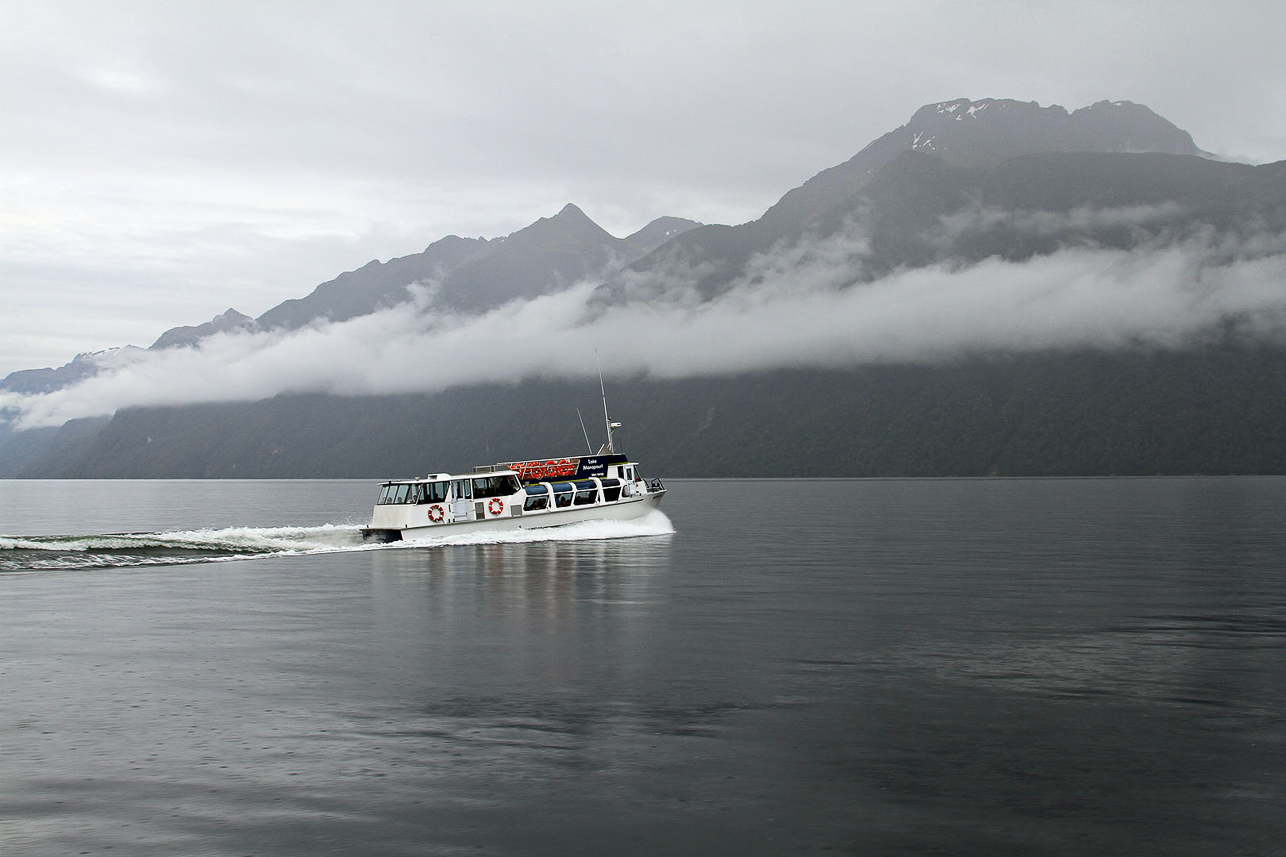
xmin=5 ymin=100 xmax=1286 ymax=436
xmin=6 ymin=214 xmax=1285 ymax=430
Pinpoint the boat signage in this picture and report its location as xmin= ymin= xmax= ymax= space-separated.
xmin=508 ymin=458 xmax=581 ymax=481
xmin=575 ymin=456 xmax=612 ymax=478
xmin=506 ymin=454 xmax=628 ymax=482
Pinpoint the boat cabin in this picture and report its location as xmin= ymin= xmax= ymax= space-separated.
xmin=366 ymin=453 xmax=654 ymax=534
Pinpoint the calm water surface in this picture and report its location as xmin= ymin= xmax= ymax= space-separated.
xmin=1 ymin=478 xmax=1285 ymax=855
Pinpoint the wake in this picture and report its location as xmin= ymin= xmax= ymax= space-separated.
xmin=0 ymin=524 xmax=366 ymax=572
xmin=0 ymin=510 xmax=675 ymax=572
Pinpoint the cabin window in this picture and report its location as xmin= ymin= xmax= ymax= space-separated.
xmin=551 ymin=482 xmax=574 ymax=508
xmin=523 ymin=484 xmax=549 ymax=511
xmin=600 ymin=478 xmax=621 ymax=502
xmin=418 ymin=481 xmax=449 ymax=503
xmin=573 ymin=479 xmax=598 ymax=506
xmin=472 ymin=475 xmax=521 ymax=499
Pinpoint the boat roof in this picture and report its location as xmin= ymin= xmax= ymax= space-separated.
xmin=377 ymin=453 xmax=636 ymax=486
xmin=379 ymin=469 xmax=515 ymax=486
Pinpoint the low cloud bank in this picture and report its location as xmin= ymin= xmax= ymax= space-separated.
xmin=5 ymin=225 xmax=1286 ymax=430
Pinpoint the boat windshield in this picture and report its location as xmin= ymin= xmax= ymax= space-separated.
xmin=378 ymin=481 xmax=450 ymax=505
xmin=378 ymin=483 xmax=414 ymax=505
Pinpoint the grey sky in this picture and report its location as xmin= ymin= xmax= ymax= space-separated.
xmin=4 ymin=0 xmax=1285 ymax=377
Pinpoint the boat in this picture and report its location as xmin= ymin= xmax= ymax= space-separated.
xmin=360 ymin=387 xmax=666 ymax=542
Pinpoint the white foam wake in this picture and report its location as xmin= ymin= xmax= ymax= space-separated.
xmin=0 ymin=523 xmax=365 ymax=555
xmin=1 ymin=511 xmax=675 ymax=572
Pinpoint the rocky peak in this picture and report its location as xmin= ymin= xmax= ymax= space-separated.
xmin=622 ymin=216 xmax=704 ymax=259
xmin=903 ymin=98 xmax=1207 ymax=164
xmin=504 ymin=203 xmax=620 ymax=252
xmin=760 ymin=97 xmax=1214 ymax=233
xmin=1 ymin=346 xmax=145 ymax=395
xmin=150 ymin=308 xmax=257 ymax=350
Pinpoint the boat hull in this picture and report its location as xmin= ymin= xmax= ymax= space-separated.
xmin=361 ymin=491 xmax=665 ymax=542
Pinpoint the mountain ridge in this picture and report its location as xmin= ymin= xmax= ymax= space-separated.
xmin=6 ymin=96 xmax=1216 ymax=391
xmin=759 ymin=98 xmax=1211 ymax=234
xmin=151 ymin=308 xmax=257 ymax=350
xmin=2 ymin=208 xmax=704 ymax=394
xmin=589 ymin=148 xmax=1286 ymax=309
xmin=5 ymin=97 xmax=1286 ymax=478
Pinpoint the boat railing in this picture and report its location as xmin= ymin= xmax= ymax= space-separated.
xmin=649 ymin=478 xmax=665 ymax=492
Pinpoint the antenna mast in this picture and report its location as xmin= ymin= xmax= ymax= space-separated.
xmin=576 ymin=408 xmax=593 ymax=454
xmin=596 ymin=349 xmax=621 ymax=454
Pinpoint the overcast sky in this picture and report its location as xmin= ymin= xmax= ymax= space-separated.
xmin=3 ymin=0 xmax=1285 ymax=378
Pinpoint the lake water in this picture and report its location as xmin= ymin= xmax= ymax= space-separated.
xmin=2 ymin=477 xmax=1285 ymax=855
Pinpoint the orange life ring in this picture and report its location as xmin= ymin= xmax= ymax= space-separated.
xmin=427 ymin=504 xmax=445 ymax=523
xmin=488 ymin=498 xmax=505 ymax=516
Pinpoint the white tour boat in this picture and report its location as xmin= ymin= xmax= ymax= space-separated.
xmin=360 ymin=396 xmax=665 ymax=542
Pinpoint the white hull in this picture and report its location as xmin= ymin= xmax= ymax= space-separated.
xmin=395 ymin=492 xmax=663 ymax=541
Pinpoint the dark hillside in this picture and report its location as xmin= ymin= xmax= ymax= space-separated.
xmin=13 ymin=345 xmax=1286 ymax=479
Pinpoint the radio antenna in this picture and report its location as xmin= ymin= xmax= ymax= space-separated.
xmin=576 ymin=408 xmax=593 ymax=454
xmin=596 ymin=349 xmax=620 ymax=454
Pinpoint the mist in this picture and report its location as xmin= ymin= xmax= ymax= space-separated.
xmin=5 ymin=221 xmax=1286 ymax=430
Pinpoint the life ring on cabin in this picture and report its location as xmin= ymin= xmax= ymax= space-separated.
xmin=427 ymin=504 xmax=445 ymax=523
xmin=487 ymin=498 xmax=505 ymax=516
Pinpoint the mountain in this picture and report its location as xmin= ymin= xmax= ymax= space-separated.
xmin=0 ymin=347 xmax=144 ymax=396
xmin=151 ymin=308 xmax=257 ymax=350
xmin=424 ymin=203 xmax=623 ymax=313
xmin=1 ymin=206 xmax=702 ymax=394
xmin=760 ymin=98 xmax=1211 ymax=234
xmin=825 ymin=149 xmax=1283 ymax=279
xmin=255 ymin=205 xmax=701 ymax=329
xmin=5 ymin=310 xmax=257 ymax=395
xmin=586 ymin=100 xmax=1225 ymax=310
xmin=590 ymin=149 xmax=1285 ymax=308
xmin=620 ymin=216 xmax=704 ymax=259
xmin=4 ymin=97 xmax=1285 ymax=479
xmin=255 ymin=234 xmax=494 ymax=331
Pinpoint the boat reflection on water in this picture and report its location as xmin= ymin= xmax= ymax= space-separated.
xmin=370 ymin=528 xmax=676 ymax=620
